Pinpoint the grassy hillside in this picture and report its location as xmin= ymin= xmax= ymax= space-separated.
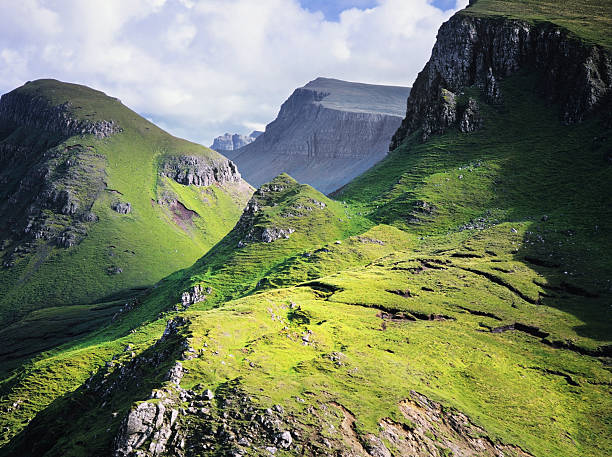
xmin=0 ymin=79 xmax=252 ymax=354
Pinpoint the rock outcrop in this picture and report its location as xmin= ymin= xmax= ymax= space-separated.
xmin=0 ymin=141 xmax=107 ymax=266
xmin=158 ymin=154 xmax=241 ymax=187
xmin=226 ymin=78 xmax=411 ymax=194
xmin=210 ymin=131 xmax=262 ymax=152
xmin=391 ymin=10 xmax=612 ymax=145
xmin=234 ymin=175 xmax=303 ymax=247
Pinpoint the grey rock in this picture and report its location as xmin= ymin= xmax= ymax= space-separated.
xmin=114 ymin=401 xmax=164 ymax=457
xmin=181 ymin=284 xmax=208 ymax=308
xmin=203 ymin=389 xmax=215 ymax=401
xmin=107 ymin=266 xmax=123 ymax=275
xmin=159 ymin=154 xmax=241 ymax=187
xmin=166 ymin=361 xmax=184 ymax=385
xmin=112 ymin=201 xmax=132 ymax=214
xmin=225 ymin=77 xmax=410 ymax=194
xmin=277 ymin=430 xmax=292 ymax=448
xmin=0 ymin=86 xmax=122 ymax=139
xmin=261 ymin=227 xmax=295 ymax=242
xmin=459 ymin=98 xmax=482 ymax=133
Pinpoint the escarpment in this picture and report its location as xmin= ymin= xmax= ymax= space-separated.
xmin=227 ymin=77 xmax=410 ymax=194
xmin=391 ymin=11 xmax=612 ymax=145
xmin=210 ymin=131 xmax=262 ymax=152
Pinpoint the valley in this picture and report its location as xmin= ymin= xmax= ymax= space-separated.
xmin=0 ymin=0 xmax=610 ymax=456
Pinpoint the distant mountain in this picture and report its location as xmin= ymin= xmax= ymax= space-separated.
xmin=210 ymin=131 xmax=262 ymax=152
xmin=225 ymin=77 xmax=410 ymax=194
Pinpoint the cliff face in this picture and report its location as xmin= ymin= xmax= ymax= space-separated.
xmin=227 ymin=78 xmax=410 ymax=194
xmin=159 ymin=155 xmax=241 ymax=187
xmin=210 ymin=131 xmax=262 ymax=152
xmin=391 ymin=11 xmax=612 ymax=145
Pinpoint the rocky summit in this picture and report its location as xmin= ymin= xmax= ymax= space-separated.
xmin=225 ymin=77 xmax=411 ymax=194
xmin=0 ymin=1 xmax=611 ymax=457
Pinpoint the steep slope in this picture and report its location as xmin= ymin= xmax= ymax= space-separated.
xmin=210 ymin=131 xmax=262 ymax=153
xmin=226 ymin=77 xmax=410 ymax=194
xmin=0 ymin=79 xmax=252 ymax=335
xmin=1 ymin=1 xmax=612 ymax=456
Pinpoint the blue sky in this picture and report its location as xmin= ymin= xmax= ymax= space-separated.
xmin=0 ymin=0 xmax=467 ymax=145
xmin=301 ymin=0 xmax=458 ymax=21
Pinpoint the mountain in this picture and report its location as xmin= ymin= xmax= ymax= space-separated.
xmin=210 ymin=131 xmax=262 ymax=152
xmin=0 ymin=79 xmax=252 ymax=350
xmin=1 ymin=1 xmax=612 ymax=456
xmin=225 ymin=77 xmax=411 ymax=194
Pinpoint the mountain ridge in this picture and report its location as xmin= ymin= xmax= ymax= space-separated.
xmin=225 ymin=77 xmax=410 ymax=194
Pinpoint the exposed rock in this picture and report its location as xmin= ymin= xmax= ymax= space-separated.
xmin=107 ymin=266 xmax=123 ymax=275
xmin=391 ymin=13 xmax=612 ymax=144
xmin=276 ymin=430 xmax=292 ymax=448
xmin=210 ymin=131 xmax=262 ymax=152
xmin=159 ymin=154 xmax=241 ymax=187
xmin=112 ymin=201 xmax=132 ymax=214
xmin=226 ymin=77 xmax=411 ymax=193
xmin=180 ymin=284 xmax=209 ymax=308
xmin=459 ymin=98 xmax=482 ymax=133
xmin=261 ymin=227 xmax=295 ymax=243
xmin=166 ymin=362 xmax=184 ymax=386
xmin=114 ymin=401 xmax=163 ymax=456
xmin=0 ymin=140 xmax=106 ymax=261
xmin=203 ymin=389 xmax=214 ymax=401
xmin=368 ymin=391 xmax=534 ymax=456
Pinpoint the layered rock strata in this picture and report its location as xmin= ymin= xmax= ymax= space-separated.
xmin=226 ymin=78 xmax=410 ymax=194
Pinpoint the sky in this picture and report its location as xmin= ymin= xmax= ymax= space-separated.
xmin=0 ymin=0 xmax=468 ymax=146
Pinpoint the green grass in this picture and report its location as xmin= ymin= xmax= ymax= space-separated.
xmin=464 ymin=0 xmax=612 ymax=49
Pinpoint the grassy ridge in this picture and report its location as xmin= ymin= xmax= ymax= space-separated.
xmin=465 ymin=0 xmax=612 ymax=49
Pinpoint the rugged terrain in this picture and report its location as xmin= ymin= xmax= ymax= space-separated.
xmin=225 ymin=78 xmax=411 ymax=194
xmin=210 ymin=131 xmax=262 ymax=154
xmin=0 ymin=0 xmax=611 ymax=456
xmin=0 ymin=79 xmax=252 ymax=359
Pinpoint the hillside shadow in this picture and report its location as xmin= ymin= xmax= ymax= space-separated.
xmin=0 ymin=320 xmax=185 ymax=457
xmin=488 ymin=75 xmax=612 ymax=347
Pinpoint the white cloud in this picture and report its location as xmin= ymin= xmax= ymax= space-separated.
xmin=0 ymin=0 xmax=468 ymax=145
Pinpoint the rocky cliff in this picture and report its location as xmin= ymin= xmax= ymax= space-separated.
xmin=210 ymin=131 xmax=262 ymax=152
xmin=159 ymin=154 xmax=241 ymax=187
xmin=0 ymin=85 xmax=118 ymax=266
xmin=391 ymin=6 xmax=612 ymax=145
xmin=226 ymin=77 xmax=410 ymax=194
